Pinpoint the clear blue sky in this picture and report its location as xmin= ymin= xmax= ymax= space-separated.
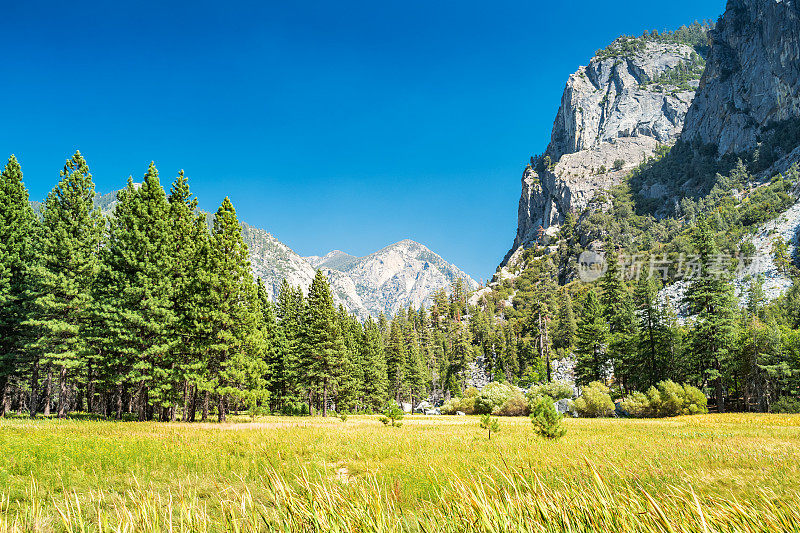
xmin=3 ymin=0 xmax=723 ymax=282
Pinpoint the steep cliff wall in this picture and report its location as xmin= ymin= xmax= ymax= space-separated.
xmin=682 ymin=0 xmax=800 ymax=155
xmin=505 ymin=38 xmax=701 ymax=266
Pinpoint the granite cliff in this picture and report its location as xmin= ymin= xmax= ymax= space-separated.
xmin=503 ymin=28 xmax=710 ymax=267
xmin=682 ymin=0 xmax=800 ymax=156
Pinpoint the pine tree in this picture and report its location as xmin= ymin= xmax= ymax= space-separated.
xmin=447 ymin=323 xmax=472 ymax=396
xmin=304 ymin=270 xmax=346 ymax=416
xmin=402 ymin=317 xmax=426 ymax=406
xmin=0 ymin=155 xmax=36 ymax=417
xmin=203 ymin=197 xmax=263 ymax=422
xmin=167 ymin=170 xmax=207 ymax=421
xmin=258 ymin=279 xmax=288 ymax=414
xmin=96 ymin=165 xmax=176 ymax=421
xmin=574 ymin=289 xmax=609 ymax=386
xmin=361 ymin=317 xmax=388 ymax=410
xmin=26 ymin=151 xmax=102 ymax=418
xmin=552 ymin=292 xmax=577 ymax=357
xmin=335 ymin=305 xmax=362 ymax=412
xmin=685 ymin=218 xmax=738 ymax=412
xmin=385 ymin=318 xmax=407 ymax=402
xmin=633 ymin=272 xmax=668 ymax=390
xmin=276 ymin=279 xmax=304 ymax=413
xmin=600 ymin=249 xmax=636 ymax=389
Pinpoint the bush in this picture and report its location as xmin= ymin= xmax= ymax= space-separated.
xmin=493 ymin=393 xmax=530 ymax=416
xmin=530 ymin=397 xmax=567 ymax=439
xmin=613 ymin=159 xmax=625 ymax=170
xmin=573 ymin=382 xmax=615 ymax=417
xmin=529 ymin=380 xmax=574 ymax=401
xmin=474 ymin=382 xmax=517 ymax=414
xmin=620 ymin=391 xmax=656 ymax=417
xmin=771 ymin=396 xmax=800 ymax=413
xmin=441 ymin=396 xmax=477 ymax=415
xmin=620 ymin=381 xmax=708 ymax=417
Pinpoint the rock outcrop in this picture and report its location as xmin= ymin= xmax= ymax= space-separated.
xmin=681 ymin=0 xmax=800 ymax=155
xmin=504 ymin=39 xmax=700 ymax=266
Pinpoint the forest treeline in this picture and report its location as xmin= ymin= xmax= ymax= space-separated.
xmin=2 ymin=151 xmax=800 ymax=421
xmin=0 ymin=152 xmax=493 ymax=421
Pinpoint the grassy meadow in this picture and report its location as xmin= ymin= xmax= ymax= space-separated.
xmin=1 ymin=413 xmax=799 ymax=532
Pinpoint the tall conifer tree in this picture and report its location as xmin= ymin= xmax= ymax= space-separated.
xmin=0 ymin=156 xmax=36 ymax=416
xmin=574 ymin=289 xmax=609 ymax=386
xmin=26 ymin=151 xmax=102 ymax=417
xmin=96 ymin=165 xmax=176 ymax=420
xmin=304 ymin=270 xmax=346 ymax=416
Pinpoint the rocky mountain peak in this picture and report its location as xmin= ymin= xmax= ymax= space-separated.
xmin=310 ymin=239 xmax=479 ymax=319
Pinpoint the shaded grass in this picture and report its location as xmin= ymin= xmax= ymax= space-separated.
xmin=1 ymin=413 xmax=799 ymax=531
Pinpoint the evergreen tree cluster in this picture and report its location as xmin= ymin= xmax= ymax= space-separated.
xmin=483 ymin=220 xmax=800 ymax=413
xmin=0 ymin=153 xmax=502 ymax=420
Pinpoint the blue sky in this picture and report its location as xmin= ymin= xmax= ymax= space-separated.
xmin=3 ymin=0 xmax=723 ymax=282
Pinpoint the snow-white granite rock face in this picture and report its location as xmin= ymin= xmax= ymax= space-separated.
xmin=681 ymin=0 xmax=800 ymax=155
xmin=246 ymin=233 xmax=478 ymax=320
xmin=307 ymin=239 xmax=479 ymax=320
xmin=549 ymin=42 xmax=697 ymax=159
xmin=503 ymin=40 xmax=698 ymax=265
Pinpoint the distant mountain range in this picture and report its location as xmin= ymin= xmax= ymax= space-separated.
xmin=34 ymin=190 xmax=478 ymax=320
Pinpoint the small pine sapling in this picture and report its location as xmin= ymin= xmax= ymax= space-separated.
xmin=378 ymin=404 xmax=404 ymax=427
xmin=479 ymin=413 xmax=500 ymax=440
xmin=530 ymin=397 xmax=567 ymax=439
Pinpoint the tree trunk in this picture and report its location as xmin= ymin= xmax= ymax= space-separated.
xmin=42 ymin=368 xmax=52 ymax=417
xmin=171 ymin=403 xmax=177 ymax=422
xmin=181 ymin=381 xmax=189 ymax=422
xmin=137 ymin=383 xmax=147 ymax=422
xmin=202 ymin=390 xmax=210 ymax=421
xmin=716 ymin=376 xmax=725 ymax=413
xmin=323 ymin=378 xmax=328 ymax=417
xmin=189 ymin=386 xmax=197 ymax=422
xmin=0 ymin=376 xmax=7 ymax=418
xmin=218 ymin=393 xmax=226 ymax=423
xmin=86 ymin=364 xmax=95 ymax=413
xmin=57 ymin=365 xmax=68 ymax=418
xmin=116 ymin=383 xmax=123 ymax=420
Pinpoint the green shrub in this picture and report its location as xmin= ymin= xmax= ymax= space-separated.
xmin=529 ymin=380 xmax=574 ymax=401
xmin=440 ymin=396 xmax=476 ymax=415
xmin=620 ymin=391 xmax=656 ymax=418
xmin=681 ymin=383 xmax=708 ymax=415
xmin=573 ymin=382 xmax=615 ymax=417
xmin=493 ymin=393 xmax=530 ymax=416
xmin=771 ymin=396 xmax=800 ymax=413
xmin=530 ymin=397 xmax=567 ymax=439
xmin=620 ymin=381 xmax=708 ymax=417
xmin=475 ymin=382 xmax=517 ymax=414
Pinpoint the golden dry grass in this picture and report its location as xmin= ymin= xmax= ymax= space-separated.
xmin=1 ymin=413 xmax=799 ymax=531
